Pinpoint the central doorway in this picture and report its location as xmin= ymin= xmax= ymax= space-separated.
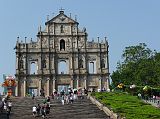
xmin=58 ymin=85 xmax=69 ymax=94
xmin=28 ymin=87 xmax=38 ymax=96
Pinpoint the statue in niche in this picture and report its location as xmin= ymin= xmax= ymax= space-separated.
xmin=42 ymin=59 xmax=46 ymax=68
xmin=79 ymin=59 xmax=83 ymax=68
xmin=101 ymin=59 xmax=105 ymax=68
xmin=19 ymin=59 xmax=24 ymax=69
xmin=60 ymin=25 xmax=64 ymax=33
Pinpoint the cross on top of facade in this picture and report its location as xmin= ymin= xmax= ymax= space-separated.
xmin=59 ymin=7 xmax=65 ymax=14
xmin=59 ymin=7 xmax=65 ymax=11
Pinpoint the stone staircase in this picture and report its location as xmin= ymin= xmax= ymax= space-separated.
xmin=7 ymin=96 xmax=110 ymax=119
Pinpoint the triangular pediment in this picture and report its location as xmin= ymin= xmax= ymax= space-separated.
xmin=45 ymin=11 xmax=78 ymax=25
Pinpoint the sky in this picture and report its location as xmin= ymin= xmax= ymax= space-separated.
xmin=0 ymin=0 xmax=160 ymax=93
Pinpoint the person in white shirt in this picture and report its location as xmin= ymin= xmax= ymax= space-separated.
xmin=3 ymin=105 xmax=7 ymax=110
xmin=32 ymin=105 xmax=37 ymax=117
xmin=8 ymin=101 xmax=12 ymax=111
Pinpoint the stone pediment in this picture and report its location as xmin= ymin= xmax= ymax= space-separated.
xmin=45 ymin=11 xmax=78 ymax=25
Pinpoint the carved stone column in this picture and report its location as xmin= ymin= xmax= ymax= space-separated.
xmin=15 ymin=80 xmax=18 ymax=96
xmin=106 ymin=77 xmax=109 ymax=90
xmin=84 ymin=78 xmax=87 ymax=89
xmin=53 ymin=78 xmax=56 ymax=91
xmin=99 ymin=77 xmax=102 ymax=91
xmin=76 ymin=78 xmax=79 ymax=89
xmin=47 ymin=78 xmax=50 ymax=96
xmin=23 ymin=78 xmax=26 ymax=97
xmin=70 ymin=79 xmax=73 ymax=89
xmin=38 ymin=79 xmax=42 ymax=96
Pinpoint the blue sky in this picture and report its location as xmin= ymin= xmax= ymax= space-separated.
xmin=0 ymin=0 xmax=160 ymax=92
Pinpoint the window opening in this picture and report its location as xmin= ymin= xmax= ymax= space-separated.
xmin=30 ymin=62 xmax=37 ymax=74
xmin=58 ymin=60 xmax=68 ymax=74
xmin=60 ymin=39 xmax=65 ymax=51
xmin=89 ymin=61 xmax=96 ymax=74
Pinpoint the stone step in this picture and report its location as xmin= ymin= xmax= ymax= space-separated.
xmin=8 ymin=96 xmax=110 ymax=119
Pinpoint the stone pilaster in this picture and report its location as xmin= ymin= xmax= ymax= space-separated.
xmin=23 ymin=79 xmax=26 ymax=97
xmin=47 ymin=78 xmax=50 ymax=96
xmin=53 ymin=78 xmax=56 ymax=91
xmin=77 ymin=79 xmax=79 ymax=89
xmin=70 ymin=79 xmax=73 ymax=89
xmin=15 ymin=80 xmax=18 ymax=96
xmin=99 ymin=77 xmax=102 ymax=90
xmin=106 ymin=77 xmax=109 ymax=90
xmin=84 ymin=78 xmax=87 ymax=89
xmin=38 ymin=79 xmax=42 ymax=96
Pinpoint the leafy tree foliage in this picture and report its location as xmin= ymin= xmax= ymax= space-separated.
xmin=111 ymin=43 xmax=160 ymax=87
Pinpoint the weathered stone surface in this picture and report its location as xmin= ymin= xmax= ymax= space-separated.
xmin=15 ymin=10 xmax=110 ymax=97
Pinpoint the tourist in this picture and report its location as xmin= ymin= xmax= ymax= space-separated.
xmin=41 ymin=106 xmax=46 ymax=118
xmin=69 ymin=88 xmax=73 ymax=95
xmin=51 ymin=92 xmax=54 ymax=99
xmin=32 ymin=91 xmax=35 ymax=99
xmin=45 ymin=104 xmax=50 ymax=115
xmin=65 ymin=95 xmax=69 ymax=104
xmin=138 ymin=93 xmax=142 ymax=99
xmin=157 ymin=101 xmax=160 ymax=108
xmin=153 ymin=95 xmax=156 ymax=103
xmin=47 ymin=96 xmax=50 ymax=102
xmin=73 ymin=89 xmax=78 ymax=100
xmin=77 ymin=90 xmax=81 ymax=99
xmin=102 ymin=87 xmax=106 ymax=92
xmin=61 ymin=95 xmax=65 ymax=105
xmin=46 ymin=96 xmax=51 ymax=108
xmin=32 ymin=105 xmax=37 ymax=117
xmin=36 ymin=104 xmax=41 ymax=116
xmin=70 ymin=94 xmax=74 ymax=104
xmin=8 ymin=100 xmax=12 ymax=111
xmin=0 ymin=101 xmax=4 ymax=112
xmin=3 ymin=103 xmax=7 ymax=111
xmin=6 ymin=107 xmax=10 ymax=119
xmin=40 ymin=88 xmax=45 ymax=97
xmin=84 ymin=88 xmax=88 ymax=96
xmin=61 ymin=90 xmax=65 ymax=97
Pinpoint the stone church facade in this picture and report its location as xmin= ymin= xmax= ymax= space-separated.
xmin=15 ymin=10 xmax=110 ymax=97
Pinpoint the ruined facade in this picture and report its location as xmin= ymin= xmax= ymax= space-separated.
xmin=15 ymin=10 xmax=110 ymax=97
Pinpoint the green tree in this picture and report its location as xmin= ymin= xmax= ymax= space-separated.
xmin=111 ymin=43 xmax=157 ymax=87
xmin=122 ymin=43 xmax=152 ymax=63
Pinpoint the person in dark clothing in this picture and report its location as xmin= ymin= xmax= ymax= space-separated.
xmin=36 ymin=104 xmax=41 ymax=116
xmin=6 ymin=107 xmax=10 ymax=119
xmin=40 ymin=88 xmax=45 ymax=97
xmin=46 ymin=96 xmax=50 ymax=102
xmin=41 ymin=106 xmax=46 ymax=118
xmin=45 ymin=104 xmax=50 ymax=115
